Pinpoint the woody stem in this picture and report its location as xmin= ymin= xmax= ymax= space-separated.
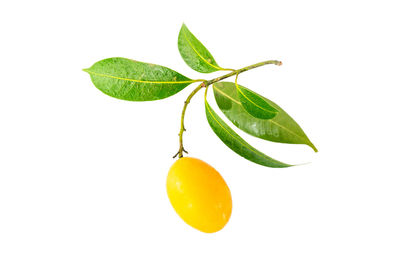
xmin=173 ymin=60 xmax=282 ymax=158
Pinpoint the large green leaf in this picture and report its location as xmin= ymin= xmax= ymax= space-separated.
xmin=236 ymin=83 xmax=278 ymax=119
xmin=213 ymin=82 xmax=318 ymax=152
xmin=178 ymin=24 xmax=223 ymax=73
xmin=205 ymin=99 xmax=291 ymax=168
xmin=83 ymin=57 xmax=195 ymax=101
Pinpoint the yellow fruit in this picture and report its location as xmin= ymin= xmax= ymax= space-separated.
xmin=166 ymin=157 xmax=232 ymax=233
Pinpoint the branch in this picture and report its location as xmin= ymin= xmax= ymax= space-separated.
xmin=173 ymin=60 xmax=282 ymax=158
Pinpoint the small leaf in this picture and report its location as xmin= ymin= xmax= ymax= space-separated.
xmin=178 ymin=24 xmax=223 ymax=73
xmin=213 ymin=82 xmax=318 ymax=152
xmin=84 ymin=57 xmax=195 ymax=101
xmin=205 ymin=99 xmax=291 ymax=168
xmin=236 ymin=83 xmax=278 ymax=119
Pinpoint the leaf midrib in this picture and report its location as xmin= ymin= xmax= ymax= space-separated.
xmin=84 ymin=69 xmax=197 ymax=84
xmin=182 ymin=28 xmax=222 ymax=71
xmin=206 ymin=101 xmax=284 ymax=164
xmin=236 ymin=84 xmax=277 ymax=115
xmin=213 ymin=85 xmax=308 ymax=143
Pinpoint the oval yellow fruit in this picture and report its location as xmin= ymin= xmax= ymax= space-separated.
xmin=166 ymin=157 xmax=232 ymax=233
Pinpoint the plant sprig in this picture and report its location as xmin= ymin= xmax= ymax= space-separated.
xmin=84 ymin=24 xmax=317 ymax=168
xmin=172 ymin=60 xmax=283 ymax=159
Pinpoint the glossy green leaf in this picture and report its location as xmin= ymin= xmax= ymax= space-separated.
xmin=205 ymin=99 xmax=292 ymax=168
xmin=213 ymin=82 xmax=318 ymax=152
xmin=236 ymin=83 xmax=278 ymax=119
xmin=178 ymin=24 xmax=223 ymax=73
xmin=83 ymin=57 xmax=195 ymax=101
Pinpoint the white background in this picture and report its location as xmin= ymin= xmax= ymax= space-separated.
xmin=1 ymin=0 xmax=399 ymax=266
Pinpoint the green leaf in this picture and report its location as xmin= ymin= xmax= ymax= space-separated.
xmin=205 ymin=99 xmax=292 ymax=168
xmin=236 ymin=83 xmax=278 ymax=119
xmin=178 ymin=24 xmax=223 ymax=73
xmin=83 ymin=57 xmax=195 ymax=101
xmin=213 ymin=82 xmax=318 ymax=152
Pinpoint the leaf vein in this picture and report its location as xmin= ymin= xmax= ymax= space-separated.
xmin=236 ymin=83 xmax=276 ymax=115
xmin=214 ymin=87 xmax=241 ymax=104
xmin=182 ymin=29 xmax=222 ymax=71
xmin=206 ymin=101 xmax=274 ymax=161
xmin=85 ymin=69 xmax=199 ymax=84
xmin=214 ymin=85 xmax=308 ymax=143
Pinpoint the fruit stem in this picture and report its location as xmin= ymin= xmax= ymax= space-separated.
xmin=173 ymin=60 xmax=282 ymax=158
xmin=173 ymin=83 xmax=206 ymax=158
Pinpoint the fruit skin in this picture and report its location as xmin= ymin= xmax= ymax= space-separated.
xmin=166 ymin=157 xmax=232 ymax=233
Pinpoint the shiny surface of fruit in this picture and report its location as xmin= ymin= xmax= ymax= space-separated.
xmin=166 ymin=157 xmax=232 ymax=233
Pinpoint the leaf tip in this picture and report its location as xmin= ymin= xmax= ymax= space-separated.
xmin=82 ymin=68 xmax=90 ymax=73
xmin=277 ymin=163 xmax=294 ymax=168
xmin=309 ymin=142 xmax=318 ymax=152
xmin=294 ymin=161 xmax=312 ymax=167
xmin=265 ymin=161 xmax=294 ymax=168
